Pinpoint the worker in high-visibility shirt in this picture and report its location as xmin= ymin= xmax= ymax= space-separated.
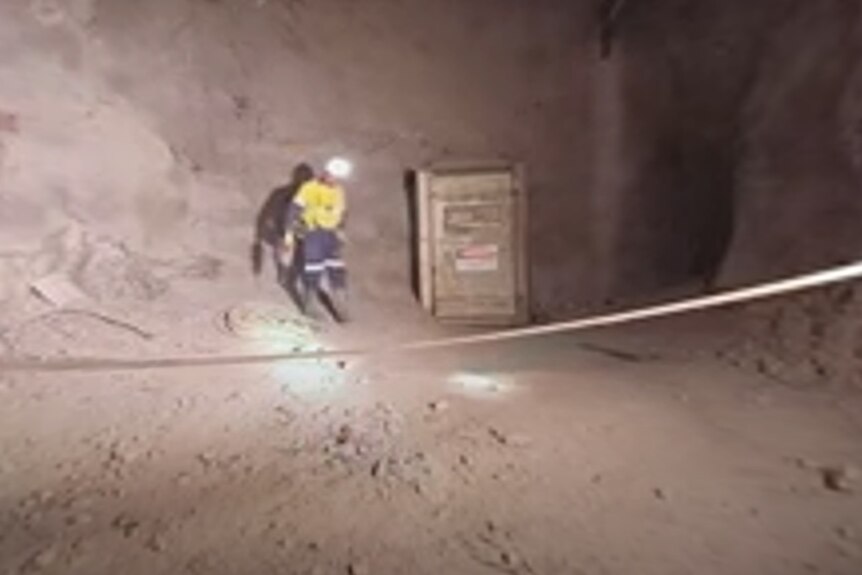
xmin=284 ymin=157 xmax=352 ymax=321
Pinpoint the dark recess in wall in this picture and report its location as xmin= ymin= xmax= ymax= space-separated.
xmin=606 ymin=0 xmax=804 ymax=297
xmin=403 ymin=170 xmax=421 ymax=302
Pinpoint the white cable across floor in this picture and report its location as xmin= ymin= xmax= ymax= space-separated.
xmin=2 ymin=261 xmax=861 ymax=373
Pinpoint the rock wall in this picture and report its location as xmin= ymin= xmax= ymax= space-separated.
xmin=0 ymin=0 xmax=597 ymax=312
xmin=598 ymin=0 xmax=862 ymax=387
xmin=595 ymin=0 xmax=862 ymax=293
xmin=718 ymin=1 xmax=862 ymax=391
xmin=7 ymin=0 xmax=859 ymax=352
xmin=723 ymin=0 xmax=862 ymax=284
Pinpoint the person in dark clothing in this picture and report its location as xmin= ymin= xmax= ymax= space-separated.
xmin=252 ymin=163 xmax=315 ymax=305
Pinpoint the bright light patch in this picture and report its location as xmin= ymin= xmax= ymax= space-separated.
xmin=325 ymin=157 xmax=353 ymax=180
xmin=272 ymin=358 xmax=349 ymax=400
xmin=225 ymin=303 xmax=347 ymax=401
xmin=223 ymin=302 xmax=316 ymax=348
xmin=447 ymin=371 xmax=514 ymax=399
xmin=256 ymin=339 xmax=347 ymax=401
xmin=236 ymin=323 xmax=314 ymax=348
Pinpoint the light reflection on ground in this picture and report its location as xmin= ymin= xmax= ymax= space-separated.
xmin=271 ymin=358 xmax=350 ymax=400
xmin=222 ymin=302 xmax=352 ymax=400
xmin=446 ymin=371 xmax=517 ymax=399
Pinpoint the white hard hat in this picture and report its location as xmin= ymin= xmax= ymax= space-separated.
xmin=325 ymin=157 xmax=353 ymax=180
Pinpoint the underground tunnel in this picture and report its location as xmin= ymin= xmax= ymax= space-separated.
xmin=1 ymin=0 xmax=862 ymax=573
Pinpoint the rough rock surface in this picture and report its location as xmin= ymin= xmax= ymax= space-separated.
xmin=0 ymin=0 xmax=596 ymax=315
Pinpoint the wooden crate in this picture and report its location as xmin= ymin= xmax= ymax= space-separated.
xmin=417 ymin=163 xmax=529 ymax=325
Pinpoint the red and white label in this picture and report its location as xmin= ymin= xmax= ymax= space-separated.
xmin=455 ymin=244 xmax=499 ymax=272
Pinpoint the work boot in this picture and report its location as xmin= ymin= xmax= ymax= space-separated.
xmin=297 ymin=286 xmax=324 ymax=321
xmin=328 ymin=288 xmax=351 ymax=324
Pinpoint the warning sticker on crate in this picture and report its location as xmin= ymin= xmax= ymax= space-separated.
xmin=454 ymin=244 xmax=499 ymax=272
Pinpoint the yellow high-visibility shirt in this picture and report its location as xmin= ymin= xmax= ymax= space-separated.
xmin=293 ymin=179 xmax=346 ymax=231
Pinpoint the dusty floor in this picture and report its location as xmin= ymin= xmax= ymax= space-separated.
xmin=1 ymin=277 xmax=862 ymax=575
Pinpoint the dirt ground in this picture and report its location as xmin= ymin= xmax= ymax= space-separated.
xmin=1 ymin=275 xmax=861 ymax=575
